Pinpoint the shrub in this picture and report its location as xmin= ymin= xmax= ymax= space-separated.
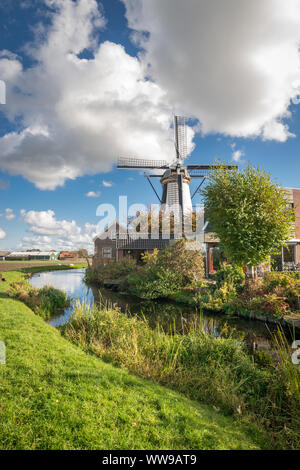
xmin=198 ymin=281 xmax=238 ymax=312
xmin=249 ymin=294 xmax=290 ymax=319
xmin=127 ymin=268 xmax=183 ymax=299
xmin=85 ymin=258 xmax=137 ymax=286
xmin=8 ymin=280 xmax=70 ymax=318
xmin=144 ymin=240 xmax=205 ymax=286
xmin=215 ymin=263 xmax=245 ymax=291
xmin=127 ymin=240 xmax=205 ymax=299
xmin=38 ymin=285 xmax=70 ymax=316
xmin=262 ymin=272 xmax=300 ymax=310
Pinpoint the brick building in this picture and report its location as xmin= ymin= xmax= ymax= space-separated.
xmin=93 ymin=222 xmax=175 ymax=267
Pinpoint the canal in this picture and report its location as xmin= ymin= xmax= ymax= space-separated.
xmin=29 ymin=268 xmax=291 ymax=349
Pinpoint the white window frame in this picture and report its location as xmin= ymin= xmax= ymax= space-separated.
xmin=102 ymin=247 xmax=113 ymax=259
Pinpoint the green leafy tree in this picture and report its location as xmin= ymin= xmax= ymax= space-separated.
xmin=201 ymin=165 xmax=295 ymax=271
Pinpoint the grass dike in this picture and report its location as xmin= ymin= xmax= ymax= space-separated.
xmin=0 ymin=270 xmax=270 ymax=450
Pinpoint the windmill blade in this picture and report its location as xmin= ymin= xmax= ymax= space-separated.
xmin=187 ymin=164 xmax=238 ymax=177
xmin=187 ymin=165 xmax=238 ymax=169
xmin=174 ymin=116 xmax=187 ymax=161
xmin=117 ymin=157 xmax=169 ymax=169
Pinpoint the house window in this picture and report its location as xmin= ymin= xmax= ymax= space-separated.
xmin=102 ymin=247 xmax=112 ymax=259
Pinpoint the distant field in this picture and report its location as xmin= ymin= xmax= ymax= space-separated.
xmin=0 ymin=259 xmax=89 ymax=272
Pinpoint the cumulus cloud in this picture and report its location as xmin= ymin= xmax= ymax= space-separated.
xmin=102 ymin=180 xmax=113 ymax=188
xmin=19 ymin=235 xmax=54 ymax=251
xmin=5 ymin=208 xmax=15 ymax=220
xmin=86 ymin=191 xmax=101 ymax=197
xmin=232 ymin=150 xmax=245 ymax=163
xmin=0 ymin=228 xmax=6 ymax=240
xmin=20 ymin=209 xmax=97 ymax=251
xmin=0 ymin=0 xmax=192 ymax=190
xmin=230 ymin=143 xmax=245 ymax=163
xmin=1 ymin=0 xmax=300 ymax=191
xmin=123 ymin=0 xmax=300 ymax=142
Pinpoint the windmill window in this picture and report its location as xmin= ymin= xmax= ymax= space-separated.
xmin=102 ymin=248 xmax=112 ymax=258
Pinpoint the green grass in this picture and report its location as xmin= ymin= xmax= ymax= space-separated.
xmin=0 ymin=272 xmax=269 ymax=450
xmin=63 ymin=300 xmax=300 ymax=449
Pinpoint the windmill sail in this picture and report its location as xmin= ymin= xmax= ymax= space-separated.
xmin=118 ymin=157 xmax=169 ymax=169
xmin=174 ymin=116 xmax=187 ymax=162
xmin=117 ymin=115 xmax=238 ymax=216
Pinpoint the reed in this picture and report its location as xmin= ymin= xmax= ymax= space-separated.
xmin=61 ymin=298 xmax=300 ymax=448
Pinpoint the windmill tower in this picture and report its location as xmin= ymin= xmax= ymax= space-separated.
xmin=118 ymin=116 xmax=237 ymax=215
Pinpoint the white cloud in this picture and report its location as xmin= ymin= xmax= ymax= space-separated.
xmin=0 ymin=228 xmax=6 ymax=240
xmin=102 ymin=180 xmax=113 ymax=188
xmin=232 ymin=149 xmax=245 ymax=163
xmin=5 ymin=208 xmax=15 ymax=220
xmin=20 ymin=209 xmax=97 ymax=251
xmin=19 ymin=235 xmax=54 ymax=251
xmin=0 ymin=0 xmax=194 ymax=190
xmin=123 ymin=0 xmax=300 ymax=142
xmin=86 ymin=191 xmax=101 ymax=198
xmin=1 ymin=0 xmax=299 ymax=191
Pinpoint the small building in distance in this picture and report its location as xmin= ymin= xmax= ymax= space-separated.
xmin=6 ymin=251 xmax=59 ymax=261
xmin=0 ymin=251 xmax=10 ymax=260
xmin=59 ymin=251 xmax=77 ymax=260
xmin=59 ymin=250 xmax=88 ymax=260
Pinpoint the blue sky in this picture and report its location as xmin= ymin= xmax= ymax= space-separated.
xmin=0 ymin=0 xmax=300 ymax=252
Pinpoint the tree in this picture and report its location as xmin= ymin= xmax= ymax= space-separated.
xmin=201 ymin=164 xmax=295 ymax=272
xmin=77 ymin=248 xmax=90 ymax=268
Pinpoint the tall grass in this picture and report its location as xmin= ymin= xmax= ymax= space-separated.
xmin=62 ymin=299 xmax=300 ymax=448
xmin=8 ymin=280 xmax=70 ymax=318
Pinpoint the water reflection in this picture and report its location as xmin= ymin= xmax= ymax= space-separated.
xmin=29 ymin=269 xmax=93 ymax=326
xmin=28 ymin=268 xmax=283 ymax=348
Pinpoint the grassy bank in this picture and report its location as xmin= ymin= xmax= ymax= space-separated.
xmin=2 ymin=270 xmax=72 ymax=319
xmin=0 ymin=274 xmax=268 ymax=449
xmin=63 ymin=300 xmax=300 ymax=449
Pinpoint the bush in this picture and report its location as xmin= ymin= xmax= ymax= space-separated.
xmin=215 ymin=263 xmax=245 ymax=291
xmin=127 ymin=268 xmax=183 ymax=299
xmin=39 ymin=286 xmax=70 ymax=316
xmin=85 ymin=258 xmax=137 ymax=286
xmin=127 ymin=240 xmax=205 ymax=299
xmin=249 ymin=294 xmax=290 ymax=319
xmin=262 ymin=272 xmax=300 ymax=310
xmin=8 ymin=280 xmax=70 ymax=318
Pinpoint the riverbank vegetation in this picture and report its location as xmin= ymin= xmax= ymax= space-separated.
xmin=63 ymin=299 xmax=300 ymax=449
xmin=7 ymin=279 xmax=70 ymax=319
xmin=0 ymin=265 xmax=89 ymax=319
xmin=86 ymin=241 xmax=300 ymax=321
xmin=0 ymin=272 xmax=267 ymax=450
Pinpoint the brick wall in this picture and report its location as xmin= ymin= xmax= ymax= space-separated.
xmin=292 ymin=189 xmax=300 ymax=264
xmin=93 ymin=237 xmax=117 ymax=267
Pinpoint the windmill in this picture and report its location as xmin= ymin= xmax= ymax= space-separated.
xmin=118 ymin=116 xmax=237 ymax=215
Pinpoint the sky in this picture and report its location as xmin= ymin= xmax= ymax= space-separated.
xmin=0 ymin=0 xmax=300 ymax=253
